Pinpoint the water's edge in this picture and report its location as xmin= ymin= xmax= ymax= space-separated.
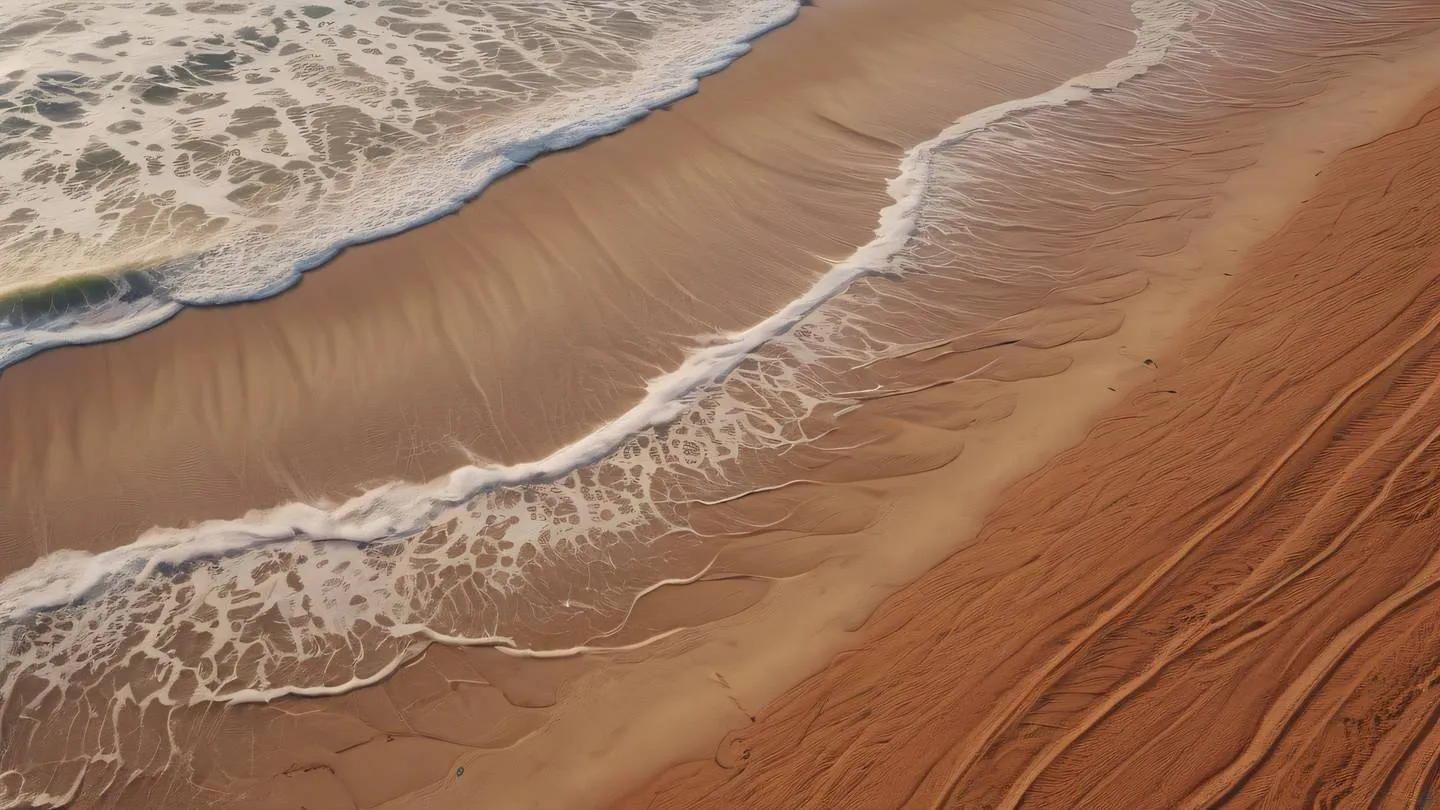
xmin=0 ymin=2 xmax=805 ymax=371
xmin=0 ymin=0 xmax=1178 ymax=626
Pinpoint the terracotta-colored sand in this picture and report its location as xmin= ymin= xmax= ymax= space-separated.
xmin=620 ymin=82 xmax=1440 ymax=810
xmin=0 ymin=0 xmax=1132 ymax=575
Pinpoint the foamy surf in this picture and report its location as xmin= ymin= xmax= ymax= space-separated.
xmin=0 ymin=0 xmax=1188 ymax=623
xmin=0 ymin=0 xmax=803 ymax=367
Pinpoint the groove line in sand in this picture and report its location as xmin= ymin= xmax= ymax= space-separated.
xmin=934 ymin=279 xmax=1440 ymax=810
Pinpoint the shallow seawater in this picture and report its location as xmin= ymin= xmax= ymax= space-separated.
xmin=0 ymin=0 xmax=798 ymax=364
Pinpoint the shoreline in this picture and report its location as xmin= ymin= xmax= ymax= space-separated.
xmin=0 ymin=0 xmax=1164 ymax=619
xmin=0 ymin=0 xmax=1134 ymax=576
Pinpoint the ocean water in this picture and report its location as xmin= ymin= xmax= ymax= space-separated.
xmin=0 ymin=0 xmax=799 ymax=366
xmin=3 ymin=0 xmax=1438 ymax=806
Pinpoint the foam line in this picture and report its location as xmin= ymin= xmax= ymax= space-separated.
xmin=0 ymin=0 xmax=1187 ymax=623
xmin=0 ymin=0 xmax=805 ymax=368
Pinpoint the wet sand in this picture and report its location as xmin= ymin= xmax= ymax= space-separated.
xmin=48 ymin=7 xmax=1440 ymax=810
xmin=619 ymin=62 xmax=1440 ymax=810
xmin=0 ymin=0 xmax=1133 ymax=575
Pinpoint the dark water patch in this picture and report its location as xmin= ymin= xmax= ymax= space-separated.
xmin=34 ymin=100 xmax=82 ymax=122
xmin=0 ymin=116 xmax=42 ymax=137
xmin=185 ymin=0 xmax=251 ymax=13
xmin=74 ymin=144 xmax=125 ymax=171
xmin=36 ymin=69 xmax=84 ymax=84
xmin=135 ymin=46 xmax=247 ymax=106
xmin=140 ymin=83 xmax=181 ymax=104
xmin=189 ymin=50 xmax=242 ymax=78
xmin=237 ymin=26 xmax=281 ymax=52
xmin=0 ymin=19 xmax=61 ymax=44
xmin=0 ymin=271 xmax=162 ymax=329
xmin=96 ymin=32 xmax=132 ymax=48
xmin=178 ymin=91 xmax=231 ymax=113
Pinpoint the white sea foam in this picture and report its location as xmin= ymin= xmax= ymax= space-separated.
xmin=0 ymin=0 xmax=802 ymax=365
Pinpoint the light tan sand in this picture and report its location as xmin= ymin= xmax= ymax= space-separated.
xmin=0 ymin=0 xmax=1133 ymax=574
xmin=65 ymin=12 xmax=1440 ymax=810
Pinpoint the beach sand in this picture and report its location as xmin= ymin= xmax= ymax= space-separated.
xmin=10 ymin=0 xmax=1440 ymax=808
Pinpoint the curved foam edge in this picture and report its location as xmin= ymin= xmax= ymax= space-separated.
xmin=0 ymin=0 xmax=1189 ymax=626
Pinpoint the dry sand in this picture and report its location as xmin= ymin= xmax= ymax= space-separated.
xmin=58 ymin=7 xmax=1440 ymax=810
xmin=0 ymin=0 xmax=1133 ymax=574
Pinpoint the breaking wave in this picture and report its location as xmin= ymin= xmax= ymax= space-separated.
xmin=0 ymin=0 xmax=801 ymax=365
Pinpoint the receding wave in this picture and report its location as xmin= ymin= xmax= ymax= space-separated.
xmin=4 ymin=0 xmax=1439 ymax=806
xmin=0 ymin=0 xmax=800 ymax=366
